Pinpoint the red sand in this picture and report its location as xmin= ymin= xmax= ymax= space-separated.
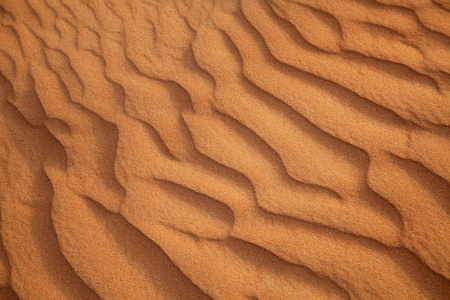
xmin=0 ymin=0 xmax=449 ymax=299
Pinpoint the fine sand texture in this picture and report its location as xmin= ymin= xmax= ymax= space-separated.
xmin=0 ymin=0 xmax=450 ymax=299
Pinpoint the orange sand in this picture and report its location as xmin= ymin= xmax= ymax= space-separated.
xmin=0 ymin=0 xmax=449 ymax=299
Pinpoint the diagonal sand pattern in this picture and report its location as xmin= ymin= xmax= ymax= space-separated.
xmin=0 ymin=0 xmax=449 ymax=299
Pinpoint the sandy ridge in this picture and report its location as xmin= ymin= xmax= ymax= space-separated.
xmin=0 ymin=0 xmax=449 ymax=299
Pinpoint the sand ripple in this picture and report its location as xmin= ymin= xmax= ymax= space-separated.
xmin=0 ymin=0 xmax=449 ymax=299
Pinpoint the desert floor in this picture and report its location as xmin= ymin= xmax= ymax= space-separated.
xmin=0 ymin=0 xmax=449 ymax=299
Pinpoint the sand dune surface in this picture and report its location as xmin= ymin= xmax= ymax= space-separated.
xmin=0 ymin=0 xmax=449 ymax=299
